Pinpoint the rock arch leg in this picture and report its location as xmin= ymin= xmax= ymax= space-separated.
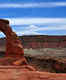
xmin=0 ymin=19 xmax=27 ymax=65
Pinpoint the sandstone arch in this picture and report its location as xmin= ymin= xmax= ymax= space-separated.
xmin=0 ymin=19 xmax=27 ymax=65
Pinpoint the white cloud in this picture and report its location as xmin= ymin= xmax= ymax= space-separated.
xmin=25 ymin=25 xmax=39 ymax=31
xmin=16 ymin=30 xmax=41 ymax=36
xmin=1 ymin=18 xmax=66 ymax=36
xmin=25 ymin=24 xmax=66 ymax=31
xmin=0 ymin=2 xmax=66 ymax=8
xmin=37 ymin=25 xmax=66 ymax=31
xmin=13 ymin=24 xmax=66 ymax=36
xmin=0 ymin=23 xmax=66 ymax=36
xmin=13 ymin=25 xmax=42 ymax=35
xmin=4 ymin=18 xmax=66 ymax=25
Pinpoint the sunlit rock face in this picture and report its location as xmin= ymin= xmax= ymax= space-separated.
xmin=0 ymin=19 xmax=24 ymax=56
xmin=0 ymin=68 xmax=66 ymax=80
xmin=0 ymin=19 xmax=28 ymax=65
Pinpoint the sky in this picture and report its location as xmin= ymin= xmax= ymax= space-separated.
xmin=0 ymin=0 xmax=66 ymax=37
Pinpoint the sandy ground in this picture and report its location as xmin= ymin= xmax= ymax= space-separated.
xmin=24 ymin=48 xmax=66 ymax=57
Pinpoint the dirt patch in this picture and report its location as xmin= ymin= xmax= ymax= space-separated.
xmin=26 ymin=56 xmax=66 ymax=73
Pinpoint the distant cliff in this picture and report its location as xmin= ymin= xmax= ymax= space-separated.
xmin=21 ymin=35 xmax=66 ymax=49
xmin=0 ymin=35 xmax=66 ymax=51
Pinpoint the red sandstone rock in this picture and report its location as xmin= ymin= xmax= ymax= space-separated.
xmin=21 ymin=35 xmax=66 ymax=48
xmin=1 ymin=35 xmax=66 ymax=49
xmin=0 ymin=19 xmax=28 ymax=65
xmin=0 ymin=19 xmax=36 ymax=71
xmin=0 ymin=68 xmax=66 ymax=80
xmin=0 ymin=19 xmax=66 ymax=80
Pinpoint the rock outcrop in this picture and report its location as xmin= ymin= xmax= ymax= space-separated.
xmin=0 ymin=68 xmax=66 ymax=80
xmin=0 ymin=35 xmax=66 ymax=51
xmin=0 ymin=19 xmax=28 ymax=66
xmin=21 ymin=35 xmax=66 ymax=48
xmin=0 ymin=19 xmax=66 ymax=80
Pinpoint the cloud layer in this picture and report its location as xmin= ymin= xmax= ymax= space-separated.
xmin=0 ymin=2 xmax=66 ymax=8
xmin=5 ymin=18 xmax=66 ymax=25
xmin=0 ymin=18 xmax=66 ymax=37
xmin=13 ymin=24 xmax=66 ymax=36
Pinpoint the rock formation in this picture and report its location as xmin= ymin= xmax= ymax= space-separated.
xmin=21 ymin=35 xmax=66 ymax=48
xmin=0 ymin=19 xmax=66 ymax=80
xmin=0 ymin=35 xmax=66 ymax=51
xmin=0 ymin=19 xmax=28 ymax=66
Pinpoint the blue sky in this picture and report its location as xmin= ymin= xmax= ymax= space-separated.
xmin=0 ymin=0 xmax=66 ymax=37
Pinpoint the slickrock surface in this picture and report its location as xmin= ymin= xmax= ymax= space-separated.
xmin=0 ymin=67 xmax=66 ymax=80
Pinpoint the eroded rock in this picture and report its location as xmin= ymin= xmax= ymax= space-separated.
xmin=0 ymin=19 xmax=66 ymax=80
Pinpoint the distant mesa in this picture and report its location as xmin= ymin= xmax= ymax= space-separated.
xmin=0 ymin=35 xmax=66 ymax=51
